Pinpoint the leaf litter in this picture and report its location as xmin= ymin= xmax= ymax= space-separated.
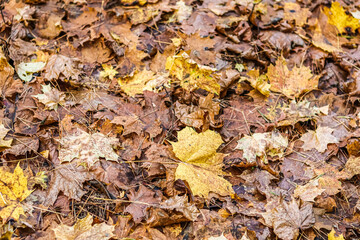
xmin=0 ymin=0 xmax=360 ymax=239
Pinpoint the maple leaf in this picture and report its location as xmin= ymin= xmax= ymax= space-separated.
xmin=241 ymin=69 xmax=270 ymax=97
xmin=235 ymin=130 xmax=288 ymax=164
xmin=33 ymin=84 xmax=66 ymax=110
xmin=343 ymin=156 xmax=360 ymax=179
xmin=0 ymin=124 xmax=13 ymax=151
xmin=160 ymin=195 xmax=200 ymax=221
xmin=328 ymin=229 xmax=345 ymax=240
xmin=99 ymin=64 xmax=118 ymax=80
xmin=52 ymin=213 xmax=115 ymax=240
xmin=323 ymin=2 xmax=360 ymax=34
xmin=118 ymin=70 xmax=169 ymax=97
xmin=170 ymin=127 xmax=234 ymax=198
xmin=294 ymin=179 xmax=325 ymax=202
xmin=59 ymin=129 xmax=119 ymax=167
xmin=300 ymin=126 xmax=339 ymax=153
xmin=44 ymin=54 xmax=80 ymax=81
xmin=262 ymin=198 xmax=315 ymax=240
xmin=266 ymin=56 xmax=319 ymax=98
xmin=16 ymin=61 xmax=46 ymax=82
xmin=166 ymin=51 xmax=221 ymax=94
xmin=0 ymin=164 xmax=33 ymax=223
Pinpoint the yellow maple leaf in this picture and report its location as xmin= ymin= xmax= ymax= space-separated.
xmin=324 ymin=2 xmax=360 ymax=34
xmin=100 ymin=64 xmax=118 ymax=80
xmin=52 ymin=213 xmax=115 ymax=240
xmin=241 ymin=69 xmax=270 ymax=97
xmin=166 ymin=51 xmax=221 ymax=94
xmin=266 ymin=56 xmax=319 ymax=98
xmin=170 ymin=127 xmax=234 ymax=198
xmin=0 ymin=164 xmax=33 ymax=223
xmin=0 ymin=124 xmax=12 ymax=151
xmin=119 ymin=70 xmax=169 ymax=97
xmin=328 ymin=229 xmax=345 ymax=240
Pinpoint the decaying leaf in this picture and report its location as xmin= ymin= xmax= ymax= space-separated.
xmin=283 ymin=2 xmax=311 ymax=27
xmin=0 ymin=124 xmax=13 ymax=151
xmin=300 ymin=126 xmax=339 ymax=153
xmin=44 ymin=54 xmax=80 ymax=80
xmin=266 ymin=56 xmax=319 ymax=98
xmin=160 ymin=195 xmax=200 ymax=221
xmin=59 ymin=129 xmax=119 ymax=167
xmin=344 ymin=155 xmax=360 ymax=179
xmin=166 ymin=51 xmax=221 ymax=94
xmin=52 ymin=213 xmax=115 ymax=240
xmin=171 ymin=127 xmax=234 ymax=197
xmin=323 ymin=2 xmax=360 ymax=34
xmin=262 ymin=198 xmax=315 ymax=240
xmin=16 ymin=61 xmax=46 ymax=82
xmin=235 ymin=130 xmax=288 ymax=163
xmin=294 ymin=179 xmax=325 ymax=202
xmin=0 ymin=164 xmax=33 ymax=223
xmin=33 ymin=84 xmax=66 ymax=110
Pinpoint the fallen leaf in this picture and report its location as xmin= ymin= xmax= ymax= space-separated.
xmin=266 ymin=56 xmax=319 ymax=98
xmin=344 ymin=155 xmax=360 ymax=179
xmin=241 ymin=69 xmax=270 ymax=97
xmin=160 ymin=195 xmax=200 ymax=221
xmin=262 ymin=198 xmax=315 ymax=240
xmin=171 ymin=127 xmax=234 ymax=197
xmin=283 ymin=2 xmax=311 ymax=27
xmin=16 ymin=61 xmax=46 ymax=82
xmin=0 ymin=124 xmax=13 ymax=151
xmin=0 ymin=164 xmax=33 ymax=223
xmin=52 ymin=213 xmax=115 ymax=240
xmin=328 ymin=228 xmax=345 ymax=240
xmin=44 ymin=54 xmax=80 ymax=81
xmin=59 ymin=128 xmax=119 ymax=167
xmin=100 ymin=64 xmax=118 ymax=80
xmin=166 ymin=51 xmax=221 ymax=94
xmin=0 ymin=48 xmax=14 ymax=97
xmin=174 ymin=0 xmax=192 ymax=23
xmin=300 ymin=126 xmax=339 ymax=153
xmin=33 ymin=84 xmax=66 ymax=110
xmin=294 ymin=179 xmax=325 ymax=202
xmin=324 ymin=2 xmax=360 ymax=34
xmin=235 ymin=130 xmax=288 ymax=164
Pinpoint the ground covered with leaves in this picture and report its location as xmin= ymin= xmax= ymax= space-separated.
xmin=1 ymin=0 xmax=360 ymax=239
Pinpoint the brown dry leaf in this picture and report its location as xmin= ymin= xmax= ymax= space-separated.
xmin=0 ymin=48 xmax=14 ymax=97
xmin=37 ymin=13 xmax=63 ymax=39
xmin=343 ymin=156 xmax=360 ymax=179
xmin=300 ymin=126 xmax=339 ymax=153
xmin=125 ymin=185 xmax=161 ymax=223
xmin=294 ymin=179 xmax=325 ymax=202
xmin=283 ymin=2 xmax=311 ymax=27
xmin=0 ymin=164 xmax=33 ymax=223
xmin=171 ymin=127 xmax=234 ymax=198
xmin=266 ymin=56 xmax=319 ymax=98
xmin=262 ymin=198 xmax=315 ymax=240
xmin=160 ymin=195 xmax=200 ymax=221
xmin=44 ymin=163 xmax=93 ymax=206
xmin=0 ymin=124 xmax=13 ymax=151
xmin=52 ymin=213 xmax=115 ymax=240
xmin=33 ymin=84 xmax=66 ymax=110
xmin=59 ymin=128 xmax=119 ymax=167
xmin=44 ymin=54 xmax=80 ymax=81
xmin=80 ymin=38 xmax=113 ymax=64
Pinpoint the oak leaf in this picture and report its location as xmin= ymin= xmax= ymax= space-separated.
xmin=266 ymin=56 xmax=319 ymax=98
xmin=166 ymin=51 xmax=221 ymax=94
xmin=300 ymin=127 xmax=338 ymax=153
xmin=235 ymin=130 xmax=288 ymax=164
xmin=0 ymin=164 xmax=33 ymax=223
xmin=324 ymin=2 xmax=360 ymax=34
xmin=59 ymin=129 xmax=119 ymax=167
xmin=33 ymin=84 xmax=66 ymax=110
xmin=52 ymin=214 xmax=115 ymax=240
xmin=170 ymin=127 xmax=234 ymax=197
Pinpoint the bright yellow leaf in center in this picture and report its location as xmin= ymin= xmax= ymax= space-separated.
xmin=166 ymin=51 xmax=221 ymax=95
xmin=170 ymin=127 xmax=234 ymax=198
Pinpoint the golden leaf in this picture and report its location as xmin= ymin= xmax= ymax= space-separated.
xmin=171 ymin=127 xmax=234 ymax=197
xmin=100 ymin=64 xmax=118 ymax=80
xmin=52 ymin=214 xmax=115 ymax=240
xmin=166 ymin=52 xmax=221 ymax=94
xmin=242 ymin=69 xmax=270 ymax=97
xmin=0 ymin=164 xmax=33 ymax=223
xmin=328 ymin=229 xmax=345 ymax=240
xmin=266 ymin=56 xmax=319 ymax=98
xmin=324 ymin=2 xmax=360 ymax=34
